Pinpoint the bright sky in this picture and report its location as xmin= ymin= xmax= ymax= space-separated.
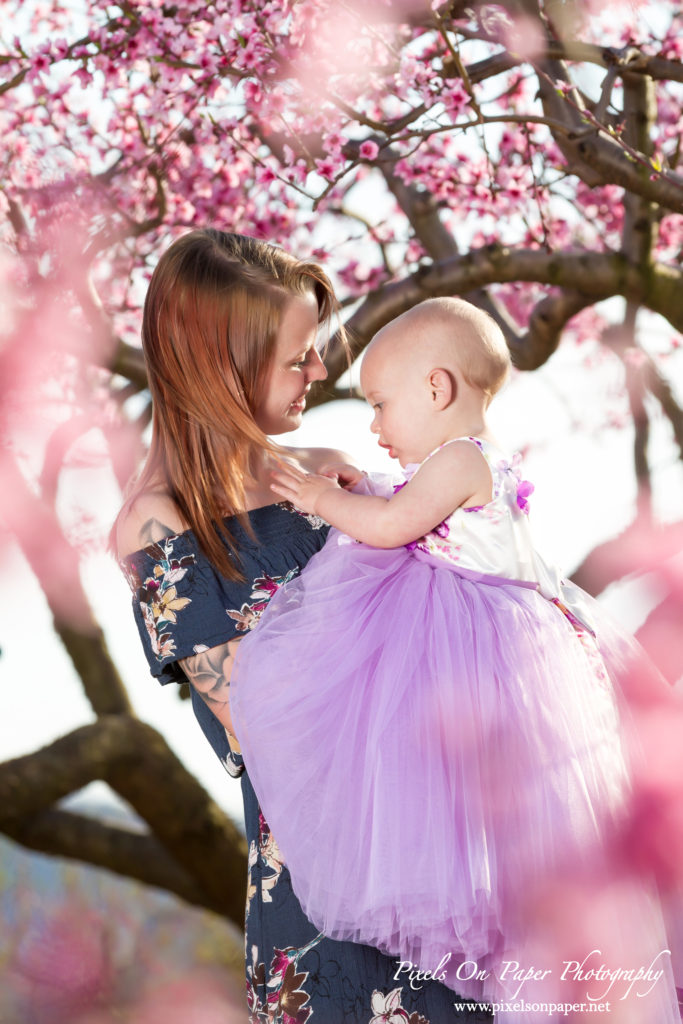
xmin=1 ymin=325 xmax=682 ymax=830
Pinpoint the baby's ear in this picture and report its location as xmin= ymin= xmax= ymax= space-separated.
xmin=428 ymin=368 xmax=453 ymax=409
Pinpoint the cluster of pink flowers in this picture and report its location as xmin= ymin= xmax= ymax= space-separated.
xmin=0 ymin=0 xmax=680 ymax=532
xmin=0 ymin=0 xmax=679 ymax=331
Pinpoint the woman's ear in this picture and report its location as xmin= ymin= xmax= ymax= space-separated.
xmin=428 ymin=368 xmax=454 ymax=409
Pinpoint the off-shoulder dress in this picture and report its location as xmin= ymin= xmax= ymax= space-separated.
xmin=120 ymin=501 xmax=492 ymax=1024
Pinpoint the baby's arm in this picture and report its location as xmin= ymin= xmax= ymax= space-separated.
xmin=271 ymin=442 xmax=491 ymax=548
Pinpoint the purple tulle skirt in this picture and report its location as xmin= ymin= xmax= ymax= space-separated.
xmin=230 ymin=533 xmax=679 ymax=1018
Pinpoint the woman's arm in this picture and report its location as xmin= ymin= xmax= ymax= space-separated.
xmin=117 ymin=492 xmax=242 ymax=750
xmin=271 ymin=441 xmax=492 ymax=548
xmin=179 ymin=639 xmax=242 ymax=752
xmin=115 ymin=491 xmax=187 ymax=559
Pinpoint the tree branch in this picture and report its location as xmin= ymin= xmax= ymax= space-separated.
xmin=516 ymin=289 xmax=595 ymax=364
xmin=534 ymin=52 xmax=615 ymax=187
xmin=569 ymin=517 xmax=683 ymax=597
xmin=613 ymin=308 xmax=654 ymax=518
xmin=111 ymin=339 xmax=148 ymax=390
xmin=0 ymin=66 xmax=28 ymax=96
xmin=39 ymin=416 xmax=104 ymax=506
xmin=621 ymin=67 xmax=658 ymax=269
xmin=319 ymin=247 xmax=683 ymax=387
xmin=0 ymin=717 xmax=248 ymax=927
xmin=1 ymin=452 xmax=134 ymax=715
xmin=556 ymin=42 xmax=683 ymax=85
xmin=534 ymin=58 xmax=683 ymax=211
xmin=370 ymin=143 xmax=459 ymax=262
xmin=611 ymin=71 xmax=658 ymax=515
xmin=461 ymin=40 xmax=683 ymax=87
xmin=4 ymin=808 xmax=227 ymax=916
xmin=646 ymin=359 xmax=683 ymax=461
xmin=348 ymin=142 xmax=542 ymax=363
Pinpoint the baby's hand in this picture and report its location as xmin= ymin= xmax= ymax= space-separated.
xmin=271 ymin=465 xmax=341 ymax=515
xmin=318 ymin=462 xmax=366 ymax=490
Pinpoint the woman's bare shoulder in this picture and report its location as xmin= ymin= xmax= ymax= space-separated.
xmin=115 ymin=491 xmax=188 ymax=559
xmin=283 ymin=445 xmax=359 ymax=474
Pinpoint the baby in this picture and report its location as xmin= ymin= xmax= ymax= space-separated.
xmin=230 ymin=297 xmax=679 ymax=1022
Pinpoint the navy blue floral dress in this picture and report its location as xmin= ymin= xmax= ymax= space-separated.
xmin=120 ymin=502 xmax=492 ymax=1024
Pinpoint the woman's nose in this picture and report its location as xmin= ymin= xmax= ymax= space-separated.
xmin=307 ymin=348 xmax=328 ymax=382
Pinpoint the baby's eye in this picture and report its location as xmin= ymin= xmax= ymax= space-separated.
xmin=373 ymin=402 xmax=383 ymax=411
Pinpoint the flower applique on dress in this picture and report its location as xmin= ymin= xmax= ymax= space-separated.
xmin=246 ymin=934 xmax=324 ymax=1024
xmin=245 ymin=814 xmax=284 ymax=926
xmin=227 ymin=570 xmax=299 ymax=632
xmin=280 ymin=500 xmax=327 ymax=531
xmin=257 ymin=810 xmax=285 ymax=905
xmin=369 ymin=987 xmax=430 ymax=1024
xmin=122 ymin=537 xmax=196 ymax=662
xmin=496 ymin=451 xmax=535 ymax=514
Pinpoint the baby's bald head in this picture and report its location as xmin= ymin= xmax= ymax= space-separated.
xmin=368 ymin=297 xmax=510 ymax=403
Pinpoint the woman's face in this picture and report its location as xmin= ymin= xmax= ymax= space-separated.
xmin=255 ymin=290 xmax=327 ymax=435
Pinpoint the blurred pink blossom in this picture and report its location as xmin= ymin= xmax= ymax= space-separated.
xmin=12 ymin=906 xmax=114 ymax=1022
xmin=359 ymin=140 xmax=380 ymax=161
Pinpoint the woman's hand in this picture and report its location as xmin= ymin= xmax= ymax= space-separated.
xmin=271 ymin=464 xmax=342 ymax=515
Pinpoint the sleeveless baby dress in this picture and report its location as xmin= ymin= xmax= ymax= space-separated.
xmin=230 ymin=438 xmax=680 ymax=1022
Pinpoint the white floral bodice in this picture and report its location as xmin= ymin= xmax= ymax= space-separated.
xmin=385 ymin=436 xmax=596 ymax=633
xmin=402 ymin=437 xmax=541 ymax=580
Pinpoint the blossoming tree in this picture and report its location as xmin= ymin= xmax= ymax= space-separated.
xmin=1 ymin=0 xmax=682 ymax=913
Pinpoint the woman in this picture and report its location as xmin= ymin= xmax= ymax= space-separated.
xmin=115 ymin=229 xmax=492 ymax=1023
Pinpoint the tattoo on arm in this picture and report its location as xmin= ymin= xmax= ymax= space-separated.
xmin=179 ymin=639 xmax=241 ymax=740
xmin=139 ymin=517 xmax=177 ymax=546
xmin=182 ymin=645 xmax=233 ymax=708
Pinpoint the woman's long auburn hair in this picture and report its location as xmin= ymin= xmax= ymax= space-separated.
xmin=115 ymin=229 xmax=341 ymax=580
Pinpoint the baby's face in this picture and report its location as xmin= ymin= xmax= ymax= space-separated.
xmin=360 ymin=330 xmax=436 ymax=467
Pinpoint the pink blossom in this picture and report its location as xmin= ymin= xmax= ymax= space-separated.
xmin=443 ymin=81 xmax=470 ymax=119
xmin=243 ymin=79 xmax=263 ymax=105
xmin=0 ymin=0 xmax=680 ymax=614
xmin=315 ymin=157 xmax=338 ymax=180
xmin=322 ymin=129 xmax=347 ymax=154
xmin=359 ymin=139 xmax=379 ymax=161
xmin=283 ymin=158 xmax=309 ymax=185
xmin=500 ymin=13 xmax=545 ymax=61
xmin=30 ymin=51 xmax=52 ymax=75
xmin=73 ymin=66 xmax=93 ymax=88
xmin=12 ymin=906 xmax=114 ymax=1014
xmin=256 ymin=164 xmax=278 ymax=185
